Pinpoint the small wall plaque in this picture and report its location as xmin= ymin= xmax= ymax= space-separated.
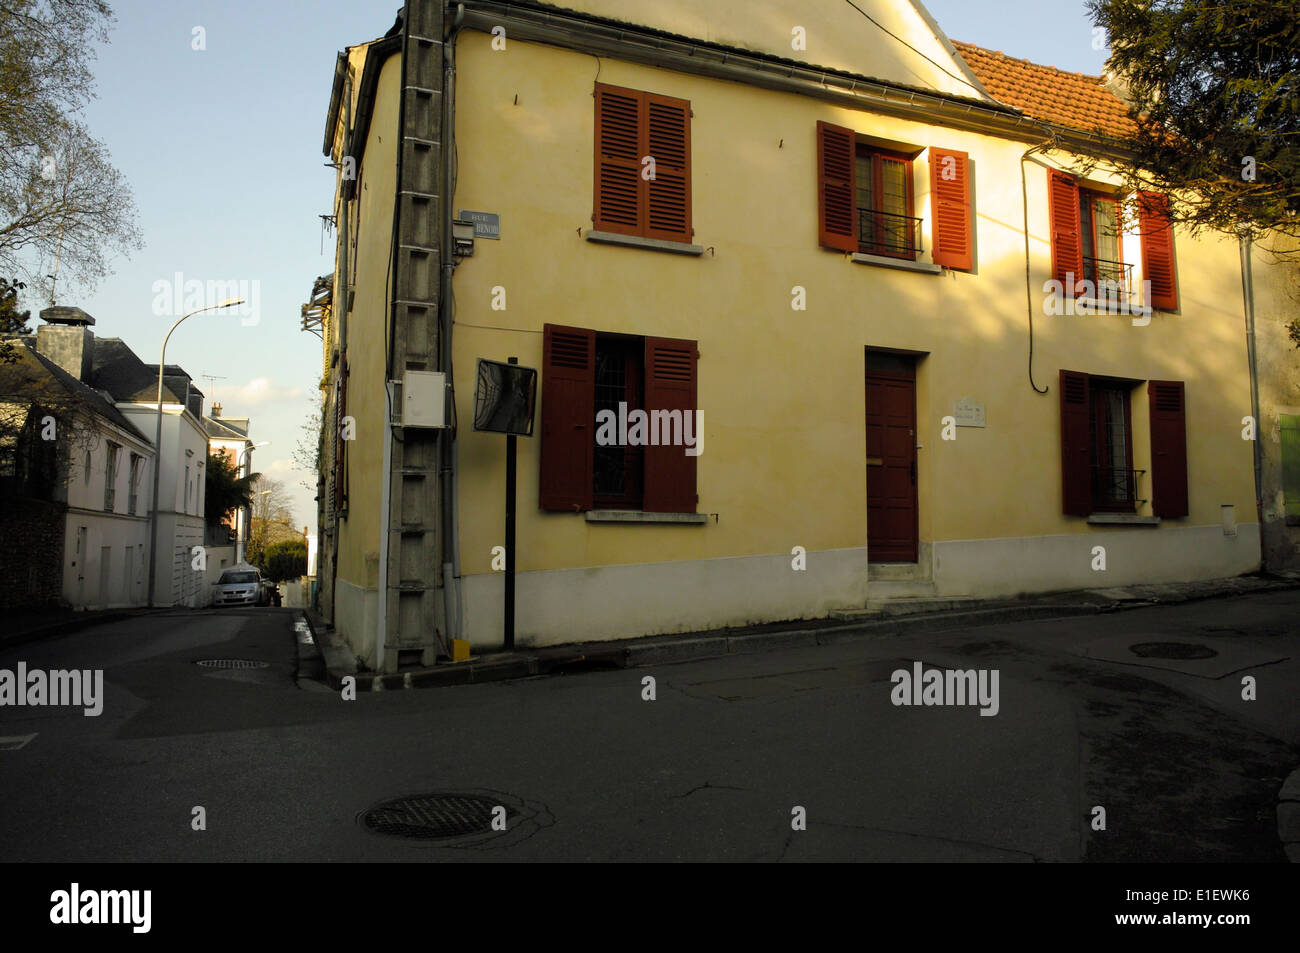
xmin=954 ymin=397 xmax=985 ymax=428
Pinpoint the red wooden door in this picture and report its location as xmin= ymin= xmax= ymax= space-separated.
xmin=865 ymin=366 xmax=918 ymax=563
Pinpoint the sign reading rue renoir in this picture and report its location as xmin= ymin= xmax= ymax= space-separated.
xmin=459 ymin=210 xmax=500 ymax=239
xmin=954 ymin=396 xmax=986 ymax=428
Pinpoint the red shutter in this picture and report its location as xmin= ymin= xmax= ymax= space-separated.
xmin=1060 ymin=369 xmax=1092 ymax=516
xmin=1138 ymin=192 xmax=1179 ymax=311
xmin=644 ymin=93 xmax=692 ymax=244
xmin=643 ymin=336 xmax=698 ymax=513
xmin=1149 ymin=380 xmax=1188 ymax=518
xmin=929 ymin=147 xmax=972 ymax=270
xmin=334 ymin=361 xmax=348 ymax=511
xmin=540 ymin=324 xmax=596 ymax=512
xmin=817 ymin=120 xmax=856 ymax=252
xmin=1048 ymin=170 xmax=1083 ymax=295
xmin=594 ymin=84 xmax=643 ymax=235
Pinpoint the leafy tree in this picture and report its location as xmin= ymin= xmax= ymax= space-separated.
xmin=1088 ymin=0 xmax=1300 ymax=247
xmin=292 ymin=387 xmax=322 ymax=492
xmin=264 ymin=538 xmax=307 ymax=583
xmin=0 ymin=1 xmax=142 ymax=294
xmin=247 ymin=474 xmax=295 ymax=566
xmin=204 ymin=450 xmax=256 ymax=533
xmin=0 ymin=277 xmax=31 ymax=363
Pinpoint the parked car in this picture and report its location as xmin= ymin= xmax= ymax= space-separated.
xmin=213 ymin=568 xmax=265 ymax=607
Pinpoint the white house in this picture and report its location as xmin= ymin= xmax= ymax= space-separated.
xmin=14 ymin=309 xmax=156 ymax=608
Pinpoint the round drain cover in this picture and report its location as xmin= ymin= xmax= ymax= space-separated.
xmin=195 ymin=659 xmax=271 ymax=669
xmin=1130 ymin=642 xmax=1218 ymax=660
xmin=361 ymin=793 xmax=514 ymax=840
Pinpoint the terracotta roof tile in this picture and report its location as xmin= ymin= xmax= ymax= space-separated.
xmin=953 ymin=41 xmax=1138 ymax=140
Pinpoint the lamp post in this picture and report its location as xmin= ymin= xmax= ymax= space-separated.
xmin=236 ymin=441 xmax=270 ymax=563
xmin=147 ymin=298 xmax=245 ymax=607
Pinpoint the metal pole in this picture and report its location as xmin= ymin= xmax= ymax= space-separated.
xmin=1239 ymin=235 xmax=1265 ymax=571
xmin=146 ymin=300 xmax=245 ymax=607
xmin=504 ymin=356 xmax=518 ymax=651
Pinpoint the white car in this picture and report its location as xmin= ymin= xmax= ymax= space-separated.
xmin=213 ymin=568 xmax=265 ymax=607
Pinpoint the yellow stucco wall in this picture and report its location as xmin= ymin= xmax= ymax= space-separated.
xmin=335 ymin=51 xmax=401 ymax=594
xmin=531 ymin=0 xmax=987 ymax=99
xmin=446 ymin=29 xmax=1256 ymax=583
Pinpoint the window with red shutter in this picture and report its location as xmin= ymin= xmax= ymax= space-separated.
xmin=1148 ymin=380 xmax=1188 ymax=518
xmin=540 ymin=324 xmax=596 ymax=512
xmin=929 ymin=148 xmax=972 ymax=270
xmin=540 ymin=324 xmax=699 ymax=514
xmin=1137 ymin=192 xmax=1179 ymax=311
xmin=1048 ymin=171 xmax=1084 ymax=296
xmin=594 ymin=84 xmax=691 ymax=244
xmin=643 ymin=336 xmax=699 ymax=513
xmin=1059 ymin=369 xmax=1092 ymax=516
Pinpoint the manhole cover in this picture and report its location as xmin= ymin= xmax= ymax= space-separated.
xmin=1129 ymin=642 xmax=1218 ymax=660
xmin=194 ymin=659 xmax=271 ymax=669
xmin=361 ymin=793 xmax=514 ymax=840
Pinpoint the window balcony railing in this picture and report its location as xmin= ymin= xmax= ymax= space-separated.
xmin=859 ymin=208 xmax=923 ymax=259
xmin=1082 ymin=257 xmax=1134 ymax=300
xmin=1091 ymin=466 xmax=1146 ymax=509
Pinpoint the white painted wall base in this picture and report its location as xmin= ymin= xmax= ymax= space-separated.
xmin=461 ymin=546 xmax=870 ymax=649
xmin=458 ymin=524 xmax=1261 ymax=649
xmin=334 ymin=578 xmax=379 ymax=668
xmin=933 ymin=523 xmax=1260 ymax=598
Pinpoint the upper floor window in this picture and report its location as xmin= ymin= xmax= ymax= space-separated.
xmin=817 ymin=121 xmax=973 ymax=270
xmin=128 ymin=453 xmax=143 ymax=516
xmin=104 ymin=442 xmax=120 ymax=512
xmin=1048 ymin=171 xmax=1179 ymax=310
xmin=855 ymin=147 xmax=917 ymax=259
xmin=1079 ymin=189 xmax=1125 ymax=296
xmin=593 ymin=83 xmax=692 ymax=245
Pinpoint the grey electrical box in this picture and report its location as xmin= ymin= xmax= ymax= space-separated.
xmin=402 ymin=371 xmax=448 ymax=428
xmin=452 ymin=220 xmax=475 ymax=257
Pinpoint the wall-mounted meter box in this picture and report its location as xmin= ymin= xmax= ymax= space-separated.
xmin=402 ymin=370 xmax=448 ymax=428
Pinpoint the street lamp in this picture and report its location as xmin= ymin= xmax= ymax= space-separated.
xmin=147 ymin=298 xmax=245 ymax=607
xmin=236 ymin=440 xmax=270 ymax=563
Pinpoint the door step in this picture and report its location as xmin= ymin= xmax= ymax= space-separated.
xmin=866 ymin=578 xmax=938 ymax=600
xmin=831 ymin=596 xmax=981 ymax=622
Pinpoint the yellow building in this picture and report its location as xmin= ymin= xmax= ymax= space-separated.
xmin=313 ymin=1 xmax=1277 ymax=671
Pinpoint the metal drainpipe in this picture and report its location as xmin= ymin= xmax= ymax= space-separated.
xmin=441 ymin=3 xmax=465 ymax=645
xmin=1239 ymin=234 xmax=1265 ymax=571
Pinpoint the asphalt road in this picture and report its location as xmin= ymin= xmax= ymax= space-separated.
xmin=0 ymin=591 xmax=1296 ymax=862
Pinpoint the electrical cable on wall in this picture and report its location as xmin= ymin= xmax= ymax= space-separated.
xmin=841 ymin=0 xmax=983 ymax=95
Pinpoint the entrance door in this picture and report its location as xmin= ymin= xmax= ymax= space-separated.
xmin=865 ymin=354 xmax=919 ymax=562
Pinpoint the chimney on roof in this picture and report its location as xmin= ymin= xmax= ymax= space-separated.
xmin=211 ymin=401 xmax=222 ymax=417
xmin=35 ymin=307 xmax=96 ymax=382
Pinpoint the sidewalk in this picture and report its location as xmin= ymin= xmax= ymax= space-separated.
xmin=302 ymin=570 xmax=1300 ymax=693
xmin=0 ymin=605 xmax=146 ymax=651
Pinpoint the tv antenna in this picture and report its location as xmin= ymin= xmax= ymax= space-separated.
xmin=201 ymin=374 xmax=227 ymax=402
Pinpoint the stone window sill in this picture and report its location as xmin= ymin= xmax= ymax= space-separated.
xmin=851 ymin=253 xmax=942 ymax=275
xmin=585 ymin=510 xmax=707 ymax=524
xmin=1087 ymin=513 xmax=1161 ymax=525
xmin=1076 ymin=297 xmax=1153 ymax=317
xmin=585 ymin=230 xmax=704 ymax=257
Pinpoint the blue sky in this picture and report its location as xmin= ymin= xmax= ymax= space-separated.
xmin=62 ymin=0 xmax=1107 ymax=533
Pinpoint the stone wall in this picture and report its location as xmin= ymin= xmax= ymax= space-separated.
xmin=0 ymin=498 xmax=66 ymax=609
